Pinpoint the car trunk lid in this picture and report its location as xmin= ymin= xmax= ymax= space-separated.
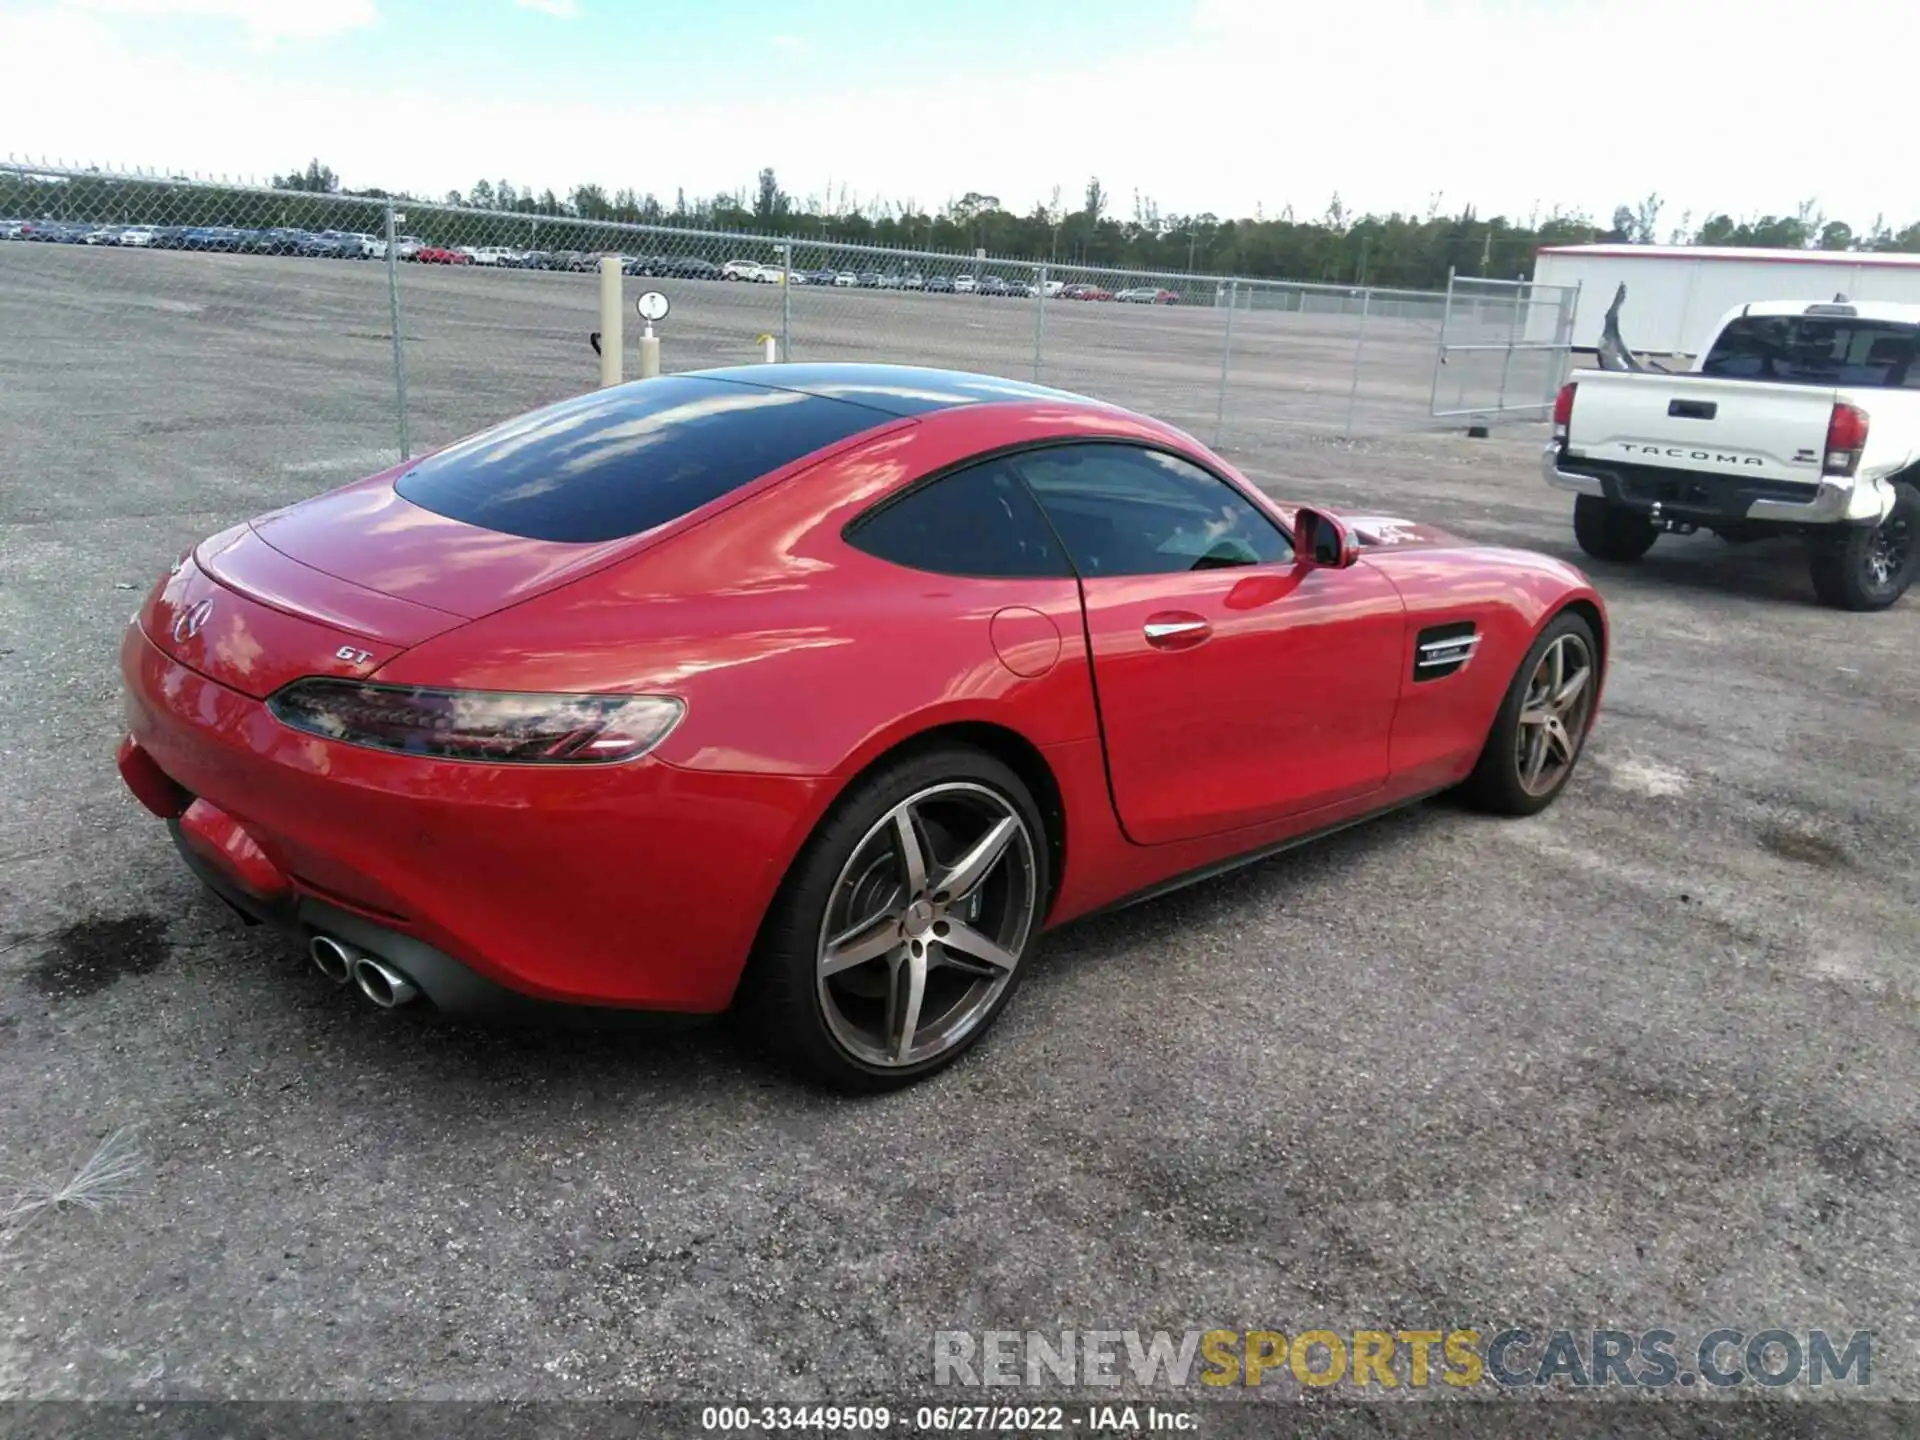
xmin=249 ymin=471 xmax=639 ymax=621
xmin=142 ymin=524 xmax=470 ymax=699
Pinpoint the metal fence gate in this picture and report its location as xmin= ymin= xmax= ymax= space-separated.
xmin=1429 ymin=270 xmax=1581 ymax=423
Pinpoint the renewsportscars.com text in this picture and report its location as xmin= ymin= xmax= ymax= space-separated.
xmin=934 ymin=1328 xmax=1872 ymax=1390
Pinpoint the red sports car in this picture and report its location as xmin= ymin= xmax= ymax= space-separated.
xmin=117 ymin=365 xmax=1607 ymax=1088
xmin=414 ymin=245 xmax=471 ymax=265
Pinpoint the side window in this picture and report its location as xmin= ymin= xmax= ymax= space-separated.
xmin=846 ymin=458 xmax=1071 ymax=578
xmin=1012 ymin=444 xmax=1293 ymax=576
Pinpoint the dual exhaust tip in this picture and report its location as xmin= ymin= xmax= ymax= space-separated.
xmin=309 ymin=934 xmax=419 ymax=1009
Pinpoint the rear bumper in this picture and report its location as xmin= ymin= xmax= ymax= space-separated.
xmin=1542 ymin=443 xmax=1891 ymax=526
xmin=164 ymin=816 xmax=576 ymax=1019
xmin=118 ymin=624 xmax=827 ymax=1015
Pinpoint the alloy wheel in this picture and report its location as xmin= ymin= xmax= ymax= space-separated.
xmin=1867 ymin=512 xmax=1913 ymax=591
xmin=815 ymin=782 xmax=1038 ymax=1070
xmin=1514 ymin=632 xmax=1596 ymax=797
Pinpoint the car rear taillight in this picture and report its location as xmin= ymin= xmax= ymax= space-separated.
xmin=1825 ymin=401 xmax=1869 ymax=477
xmin=267 ymin=680 xmax=684 ymax=765
xmin=1552 ymin=382 xmax=1577 ymax=442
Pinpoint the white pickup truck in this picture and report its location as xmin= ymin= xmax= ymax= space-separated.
xmin=1544 ymin=297 xmax=1920 ymax=609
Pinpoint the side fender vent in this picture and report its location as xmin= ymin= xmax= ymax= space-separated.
xmin=1415 ymin=621 xmax=1479 ymax=682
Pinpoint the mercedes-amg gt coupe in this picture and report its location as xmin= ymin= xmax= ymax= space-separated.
xmin=117 ymin=364 xmax=1607 ymax=1088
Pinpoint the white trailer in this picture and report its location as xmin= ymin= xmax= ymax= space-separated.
xmin=1530 ymin=244 xmax=1920 ymax=358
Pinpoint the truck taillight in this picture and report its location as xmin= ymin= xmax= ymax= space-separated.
xmin=1825 ymin=401 xmax=1869 ymax=477
xmin=1552 ymin=382 xmax=1577 ymax=441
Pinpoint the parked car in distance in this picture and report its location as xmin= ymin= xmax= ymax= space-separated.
xmin=466 ymin=246 xmax=522 ymax=267
xmin=976 ymin=276 xmax=1012 ymax=297
xmin=182 ymin=226 xmax=246 ymax=252
xmin=1061 ymin=283 xmax=1113 ymax=301
xmin=1117 ymin=286 xmax=1180 ymax=304
xmin=1042 ymin=279 xmax=1066 ymax=298
xmin=246 ymin=228 xmax=307 ymax=255
xmin=371 ymin=235 xmax=424 ymax=261
xmin=953 ymin=274 xmax=977 ymax=293
xmin=857 ymin=272 xmax=886 ymax=288
xmin=901 ymin=272 xmax=925 ymax=290
xmin=83 ymin=226 xmax=124 ymax=245
xmin=117 ymin=226 xmax=160 ymax=248
xmin=415 ymin=245 xmax=473 ymax=265
xmin=642 ymin=255 xmax=723 ymax=280
xmin=833 ymin=272 xmax=858 ymax=287
xmin=721 ymin=259 xmax=764 ymax=281
xmin=297 ymin=230 xmax=361 ymax=259
xmin=926 ymin=274 xmax=955 ymax=293
xmin=517 ymin=250 xmax=551 ymax=270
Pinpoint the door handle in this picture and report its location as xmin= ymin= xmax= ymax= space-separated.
xmin=1143 ymin=614 xmax=1211 ymax=648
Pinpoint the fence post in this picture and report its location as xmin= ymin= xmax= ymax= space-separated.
xmin=598 ymin=256 xmax=624 ymax=387
xmin=1496 ymin=277 xmax=1522 ymax=413
xmin=1344 ymin=287 xmax=1372 ymax=439
xmin=1032 ymin=263 xmax=1047 ymax=382
xmin=780 ymin=243 xmax=793 ymax=363
xmin=1213 ymin=280 xmax=1237 ymax=448
xmin=1428 ymin=266 xmax=1456 ymax=419
xmin=1553 ymin=280 xmax=1583 ymax=400
xmin=383 ymin=200 xmax=410 ymax=462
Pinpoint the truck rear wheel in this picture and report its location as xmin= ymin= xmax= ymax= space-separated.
xmin=1808 ymin=481 xmax=1919 ymax=611
xmin=1804 ymin=485 xmax=1912 ymax=614
xmin=1572 ymin=495 xmax=1658 ymax=563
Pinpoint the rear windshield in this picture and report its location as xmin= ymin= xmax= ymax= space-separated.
xmin=394 ymin=377 xmax=883 ymax=542
xmin=1701 ymin=316 xmax=1920 ymax=387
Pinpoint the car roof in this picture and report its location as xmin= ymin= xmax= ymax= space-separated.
xmin=682 ymin=364 xmax=1108 ymax=418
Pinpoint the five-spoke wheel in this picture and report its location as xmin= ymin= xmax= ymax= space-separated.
xmin=1514 ymin=630 xmax=1597 ymax=798
xmin=747 ymin=747 xmax=1048 ymax=1090
xmin=816 ymin=782 xmax=1038 ymax=1070
xmin=1462 ymin=609 xmax=1601 ymax=816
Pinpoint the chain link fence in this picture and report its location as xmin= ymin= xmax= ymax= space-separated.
xmin=1430 ymin=271 xmax=1580 ymax=423
xmin=3 ymin=160 xmax=1578 ymax=497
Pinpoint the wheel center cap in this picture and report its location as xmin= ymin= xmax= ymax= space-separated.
xmin=904 ymin=899 xmax=935 ymax=937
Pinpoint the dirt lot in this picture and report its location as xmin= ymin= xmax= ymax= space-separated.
xmin=1 ymin=245 xmax=1917 ymax=1425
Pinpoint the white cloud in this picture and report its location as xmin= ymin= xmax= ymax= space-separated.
xmin=62 ymin=0 xmax=375 ymax=41
xmin=514 ymin=0 xmax=578 ymax=15
xmin=6 ymin=0 xmax=1920 ymax=228
xmin=770 ymin=34 xmax=807 ymax=52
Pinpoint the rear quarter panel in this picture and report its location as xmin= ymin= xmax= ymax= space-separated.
xmin=371 ymin=414 xmax=1123 ymax=781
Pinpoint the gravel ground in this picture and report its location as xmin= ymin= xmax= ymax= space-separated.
xmin=1 ymin=245 xmax=1916 ymax=1429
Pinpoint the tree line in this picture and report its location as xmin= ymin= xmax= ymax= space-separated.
xmin=13 ymin=158 xmax=1920 ymax=292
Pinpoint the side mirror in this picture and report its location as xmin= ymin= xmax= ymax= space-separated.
xmin=1294 ymin=506 xmax=1358 ymax=569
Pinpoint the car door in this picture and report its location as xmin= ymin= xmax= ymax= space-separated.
xmin=1010 ymin=443 xmax=1406 ymax=845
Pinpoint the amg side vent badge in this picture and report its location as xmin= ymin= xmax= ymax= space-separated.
xmin=1414 ymin=622 xmax=1479 ymax=682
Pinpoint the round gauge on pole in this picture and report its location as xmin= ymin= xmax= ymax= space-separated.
xmin=636 ymin=290 xmax=670 ymax=323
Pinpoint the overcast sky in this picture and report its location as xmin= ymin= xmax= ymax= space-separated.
xmin=1 ymin=0 xmax=1913 ymax=229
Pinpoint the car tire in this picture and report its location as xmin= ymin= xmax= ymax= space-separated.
xmin=744 ymin=745 xmax=1050 ymax=1092
xmin=1458 ymin=610 xmax=1602 ymax=818
xmin=1572 ymin=495 xmax=1658 ymax=562
xmin=1808 ymin=481 xmax=1919 ymax=611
